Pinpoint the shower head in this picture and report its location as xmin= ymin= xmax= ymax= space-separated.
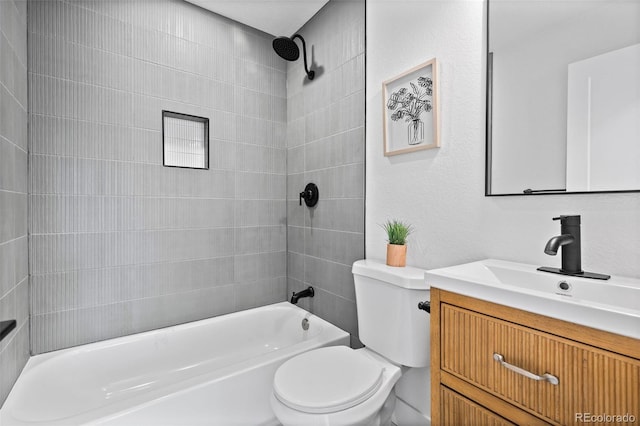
xmin=272 ymin=36 xmax=300 ymax=61
xmin=272 ymin=34 xmax=315 ymax=80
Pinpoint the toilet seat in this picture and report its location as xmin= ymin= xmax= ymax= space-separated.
xmin=273 ymin=346 xmax=384 ymax=414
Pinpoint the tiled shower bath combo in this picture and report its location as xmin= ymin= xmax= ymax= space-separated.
xmin=0 ymin=0 xmax=365 ymax=418
xmin=26 ymin=0 xmax=364 ymax=355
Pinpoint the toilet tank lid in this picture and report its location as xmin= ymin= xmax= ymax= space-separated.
xmin=352 ymin=259 xmax=430 ymax=290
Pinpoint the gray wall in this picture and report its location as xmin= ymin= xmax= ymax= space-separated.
xmin=28 ymin=0 xmax=287 ymax=354
xmin=0 ymin=0 xmax=29 ymax=407
xmin=286 ymin=0 xmax=365 ymax=346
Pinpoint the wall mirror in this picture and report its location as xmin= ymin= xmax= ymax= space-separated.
xmin=486 ymin=0 xmax=640 ymax=196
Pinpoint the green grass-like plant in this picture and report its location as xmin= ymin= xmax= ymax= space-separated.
xmin=382 ymin=219 xmax=413 ymax=245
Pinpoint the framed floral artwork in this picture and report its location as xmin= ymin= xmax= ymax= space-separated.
xmin=382 ymin=58 xmax=440 ymax=156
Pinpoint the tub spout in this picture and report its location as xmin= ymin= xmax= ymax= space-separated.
xmin=291 ymin=286 xmax=314 ymax=304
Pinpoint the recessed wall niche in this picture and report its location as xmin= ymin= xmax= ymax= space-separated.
xmin=162 ymin=111 xmax=209 ymax=169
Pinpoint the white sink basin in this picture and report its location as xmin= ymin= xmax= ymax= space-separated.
xmin=425 ymin=259 xmax=640 ymax=340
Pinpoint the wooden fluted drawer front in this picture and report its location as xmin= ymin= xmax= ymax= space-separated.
xmin=440 ymin=386 xmax=517 ymax=426
xmin=441 ymin=303 xmax=640 ymax=426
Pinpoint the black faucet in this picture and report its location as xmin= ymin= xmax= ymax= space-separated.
xmin=545 ymin=215 xmax=582 ymax=274
xmin=291 ymin=286 xmax=314 ymax=304
xmin=537 ymin=215 xmax=610 ymax=280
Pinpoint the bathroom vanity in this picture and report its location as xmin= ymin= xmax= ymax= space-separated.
xmin=426 ymin=260 xmax=640 ymax=426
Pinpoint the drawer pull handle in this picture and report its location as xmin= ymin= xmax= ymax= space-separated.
xmin=493 ymin=353 xmax=559 ymax=385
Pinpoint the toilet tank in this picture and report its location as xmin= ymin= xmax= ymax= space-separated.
xmin=352 ymin=259 xmax=430 ymax=367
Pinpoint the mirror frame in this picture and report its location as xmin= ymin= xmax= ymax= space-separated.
xmin=484 ymin=0 xmax=640 ymax=197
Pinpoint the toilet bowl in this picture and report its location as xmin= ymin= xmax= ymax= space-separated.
xmin=271 ymin=259 xmax=430 ymax=426
xmin=271 ymin=346 xmax=401 ymax=425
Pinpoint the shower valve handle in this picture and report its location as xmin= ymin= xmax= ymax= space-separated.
xmin=299 ymin=190 xmax=311 ymax=205
xmin=299 ymin=183 xmax=319 ymax=207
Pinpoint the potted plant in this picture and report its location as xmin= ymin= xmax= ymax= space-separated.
xmin=382 ymin=219 xmax=413 ymax=267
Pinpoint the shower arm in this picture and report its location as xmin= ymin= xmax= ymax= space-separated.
xmin=292 ymin=34 xmax=314 ymax=79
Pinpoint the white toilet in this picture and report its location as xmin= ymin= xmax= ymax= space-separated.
xmin=271 ymin=259 xmax=430 ymax=425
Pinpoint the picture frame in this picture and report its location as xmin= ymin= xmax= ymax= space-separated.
xmin=382 ymin=58 xmax=440 ymax=156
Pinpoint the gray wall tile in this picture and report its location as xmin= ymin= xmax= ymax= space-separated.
xmin=287 ymin=252 xmax=305 ymax=283
xmin=0 ymin=139 xmax=15 ymax=191
xmin=30 ymin=282 xmax=238 ymax=354
xmin=305 ymin=127 xmax=364 ymax=172
xmin=285 ymin=0 xmax=365 ymax=346
xmin=0 ymin=192 xmax=14 ymax=243
xmin=0 ymin=242 xmax=15 ymax=298
xmin=287 ymin=145 xmax=305 ymax=175
xmin=306 ymin=287 xmax=358 ymax=337
xmin=28 ymin=0 xmax=287 ymax=354
xmin=235 ymin=277 xmax=287 ymax=311
xmin=235 ymin=226 xmax=286 ymax=255
xmin=0 ymin=0 xmax=28 ymax=407
xmin=306 ymin=163 xmax=365 ymax=199
xmin=235 ymin=251 xmax=286 ymax=285
xmin=306 ymin=198 xmax=364 ymax=233
xmin=287 ymin=200 xmax=305 ymax=228
xmin=304 ymin=228 xmax=364 ymax=266
xmin=304 ymin=256 xmax=356 ymax=302
xmin=235 ymin=200 xmax=286 ymax=227
xmin=287 ymin=225 xmax=305 ymax=255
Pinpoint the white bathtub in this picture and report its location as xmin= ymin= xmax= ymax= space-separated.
xmin=1 ymin=302 xmax=349 ymax=425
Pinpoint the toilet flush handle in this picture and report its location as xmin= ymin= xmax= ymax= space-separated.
xmin=418 ymin=301 xmax=430 ymax=314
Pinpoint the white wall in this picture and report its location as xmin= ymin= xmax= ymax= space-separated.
xmin=366 ymin=0 xmax=640 ymax=279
